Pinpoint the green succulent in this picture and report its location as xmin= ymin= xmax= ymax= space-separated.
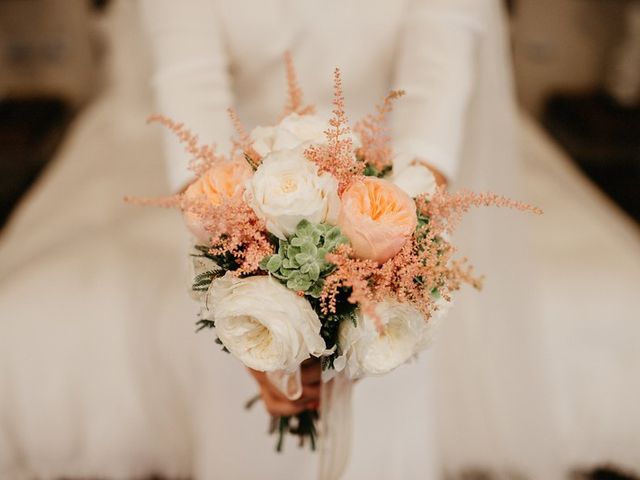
xmin=259 ymin=220 xmax=348 ymax=297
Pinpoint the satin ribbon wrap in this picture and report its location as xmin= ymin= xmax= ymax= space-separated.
xmin=318 ymin=372 xmax=354 ymax=480
xmin=266 ymin=369 xmax=303 ymax=400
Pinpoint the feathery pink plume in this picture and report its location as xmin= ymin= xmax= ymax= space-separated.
xmin=227 ymin=107 xmax=261 ymax=168
xmin=305 ymin=68 xmax=362 ymax=195
xmin=281 ymin=51 xmax=315 ymax=118
xmin=147 ymin=114 xmax=225 ymax=177
xmin=354 ymin=90 xmax=405 ymax=172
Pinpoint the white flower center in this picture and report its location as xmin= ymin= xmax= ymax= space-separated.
xmin=280 ymin=176 xmax=299 ymax=194
xmin=235 ymin=316 xmax=273 ymax=356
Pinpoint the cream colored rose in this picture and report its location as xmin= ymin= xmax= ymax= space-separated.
xmin=183 ymin=159 xmax=253 ymax=242
xmin=250 ymin=113 xmax=327 ymax=156
xmin=334 ymin=301 xmax=435 ymax=378
xmin=251 ymin=112 xmax=361 ymax=157
xmin=338 ymin=177 xmax=417 ymax=263
xmin=205 ymin=273 xmax=327 ymax=372
xmin=245 ymin=148 xmax=340 ymax=239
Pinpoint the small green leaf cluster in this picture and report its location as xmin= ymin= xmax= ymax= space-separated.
xmin=190 ymin=244 xmax=241 ymax=293
xmin=193 ymin=244 xmax=240 ymax=271
xmin=319 ymin=303 xmax=358 ymax=371
xmin=363 ymin=163 xmax=393 ymax=178
xmin=271 ymin=410 xmax=319 ymax=453
xmin=259 ymin=220 xmax=348 ymax=297
xmin=416 ymin=211 xmax=430 ymax=230
xmin=192 ymin=270 xmax=222 ymax=292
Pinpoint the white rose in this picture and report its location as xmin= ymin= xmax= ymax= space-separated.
xmin=251 ymin=113 xmax=361 ymax=157
xmin=205 ymin=273 xmax=327 ymax=372
xmin=251 ymin=113 xmax=327 ymax=157
xmin=334 ymin=301 xmax=439 ymax=378
xmin=245 ymin=148 xmax=340 ymax=239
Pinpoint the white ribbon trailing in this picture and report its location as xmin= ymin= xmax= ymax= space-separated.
xmin=318 ymin=372 xmax=354 ymax=480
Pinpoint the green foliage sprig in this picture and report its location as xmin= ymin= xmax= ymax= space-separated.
xmin=269 ymin=410 xmax=318 ymax=452
xmin=190 ymin=244 xmax=241 ymax=293
xmin=363 ymin=162 xmax=393 ymax=178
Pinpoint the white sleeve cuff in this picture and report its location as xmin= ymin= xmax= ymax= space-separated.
xmin=392 ymin=139 xmax=458 ymax=182
xmin=391 ymin=163 xmax=438 ymax=199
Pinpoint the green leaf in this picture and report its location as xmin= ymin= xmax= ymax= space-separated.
xmin=266 ymin=255 xmax=283 ymax=272
xmin=195 ymin=319 xmax=215 ymax=332
xmin=280 ymin=267 xmax=296 ymax=278
xmin=282 ymin=258 xmax=295 ymax=269
xmin=279 ymin=239 xmax=289 ymax=256
xmin=290 ymin=237 xmax=304 ymax=247
xmin=307 ymin=282 xmax=324 ymax=298
xmin=300 ymin=242 xmax=318 ymax=256
xmin=363 ymin=163 xmax=393 ymax=178
xmin=308 ymin=262 xmax=320 ymax=282
xmin=294 ymin=253 xmax=312 ymax=265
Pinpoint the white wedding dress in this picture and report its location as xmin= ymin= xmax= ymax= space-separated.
xmin=1 ymin=1 xmax=639 ymax=479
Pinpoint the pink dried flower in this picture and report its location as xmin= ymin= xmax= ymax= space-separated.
xmin=304 ymin=68 xmax=362 ymax=195
xmin=123 ymin=194 xmax=182 ymax=209
xmin=353 ymin=90 xmax=405 ymax=172
xmin=128 ymin=111 xmax=273 ymax=275
xmin=147 ymin=114 xmax=225 ymax=176
xmin=227 ymin=107 xmax=261 ymax=168
xmin=417 ymin=187 xmax=543 ymax=235
xmin=181 ymin=195 xmax=273 ymax=275
xmin=281 ymin=51 xmax=315 ymax=118
xmin=321 ymin=233 xmax=475 ymax=327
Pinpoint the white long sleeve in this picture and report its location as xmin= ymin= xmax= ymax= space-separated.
xmin=139 ymin=0 xmax=234 ymax=190
xmin=140 ymin=0 xmax=483 ymax=188
xmin=392 ymin=0 xmax=482 ymax=181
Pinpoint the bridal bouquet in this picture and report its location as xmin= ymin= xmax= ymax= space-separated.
xmin=128 ymin=54 xmax=539 ymax=470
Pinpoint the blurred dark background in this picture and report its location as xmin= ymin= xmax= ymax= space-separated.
xmin=0 ymin=0 xmax=108 ymax=226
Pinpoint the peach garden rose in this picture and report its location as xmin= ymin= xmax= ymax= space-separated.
xmin=338 ymin=177 xmax=417 ymax=263
xmin=183 ymin=159 xmax=253 ymax=241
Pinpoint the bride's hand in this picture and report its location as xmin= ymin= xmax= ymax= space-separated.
xmin=248 ymin=359 xmax=321 ymax=417
xmin=411 ymin=158 xmax=448 ymax=187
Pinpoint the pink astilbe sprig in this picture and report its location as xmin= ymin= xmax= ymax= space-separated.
xmin=227 ymin=107 xmax=261 ymax=169
xmin=305 ymin=68 xmax=362 ymax=195
xmin=321 ymin=244 xmax=379 ymax=315
xmin=123 ymin=194 xmax=182 ymax=209
xmin=281 ymin=51 xmax=315 ymax=118
xmin=353 ymin=90 xmax=405 ymax=173
xmin=147 ymin=114 xmax=225 ymax=176
xmin=181 ymin=195 xmax=274 ymax=275
xmin=127 ymin=193 xmax=272 ymax=276
xmin=321 ymin=227 xmax=479 ymax=331
xmin=417 ymin=187 xmax=544 ymax=235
